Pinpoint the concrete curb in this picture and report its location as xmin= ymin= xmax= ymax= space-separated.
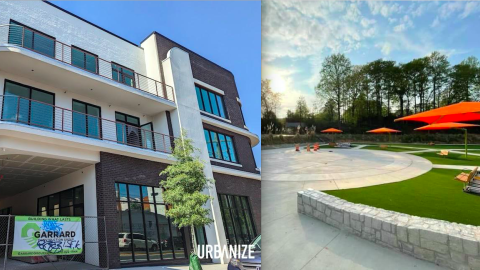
xmin=298 ymin=189 xmax=480 ymax=270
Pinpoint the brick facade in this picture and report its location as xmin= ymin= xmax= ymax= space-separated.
xmin=95 ymin=152 xmax=190 ymax=268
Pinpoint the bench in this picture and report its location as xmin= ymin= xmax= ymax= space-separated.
xmin=455 ymin=167 xmax=480 ymax=194
xmin=437 ymin=150 xmax=449 ymax=156
xmin=380 ymin=145 xmax=388 ymax=149
xmin=328 ymin=142 xmax=337 ymax=148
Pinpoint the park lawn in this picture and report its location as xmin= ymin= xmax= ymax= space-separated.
xmin=387 ymin=143 xmax=480 ymax=150
xmin=326 ymin=169 xmax=480 ymax=226
xmin=412 ymin=151 xmax=480 ymax=166
xmin=362 ymin=145 xmax=422 ymax=152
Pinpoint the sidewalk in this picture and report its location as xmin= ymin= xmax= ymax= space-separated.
xmin=121 ymin=263 xmax=226 ymax=270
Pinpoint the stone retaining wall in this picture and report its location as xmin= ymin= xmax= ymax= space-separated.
xmin=298 ymin=189 xmax=480 ymax=270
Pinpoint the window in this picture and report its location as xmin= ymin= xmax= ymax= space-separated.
xmin=0 ymin=207 xmax=12 ymax=215
xmin=115 ymin=183 xmax=188 ymax=263
xmin=112 ymin=63 xmax=135 ymax=87
xmin=37 ymin=186 xmax=84 ymax=217
xmin=203 ymin=129 xmax=238 ymax=163
xmin=115 ymin=112 xmax=142 ymax=148
xmin=8 ymin=20 xmax=55 ymax=58
xmin=2 ymin=80 xmax=54 ymax=130
xmin=72 ymin=100 xmax=101 ymax=139
xmin=195 ymin=86 xmax=227 ymax=119
xmin=71 ymin=46 xmax=98 ymax=74
xmin=218 ymin=194 xmax=256 ymax=246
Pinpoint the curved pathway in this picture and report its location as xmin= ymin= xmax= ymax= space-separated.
xmin=262 ymin=147 xmax=444 ymax=269
xmin=262 ymin=148 xmax=432 ymax=190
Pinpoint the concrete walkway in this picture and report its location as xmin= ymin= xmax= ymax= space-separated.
xmin=262 ymin=180 xmax=445 ymax=270
xmin=262 ymin=148 xmax=432 ymax=190
xmin=120 ymin=264 xmax=226 ymax=270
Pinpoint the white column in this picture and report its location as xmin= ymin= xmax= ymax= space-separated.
xmin=162 ymin=47 xmax=228 ymax=264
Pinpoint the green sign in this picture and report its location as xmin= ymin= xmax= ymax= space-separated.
xmin=12 ymin=216 xmax=83 ymax=257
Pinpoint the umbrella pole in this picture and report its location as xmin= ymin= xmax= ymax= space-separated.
xmin=465 ymin=129 xmax=468 ymax=158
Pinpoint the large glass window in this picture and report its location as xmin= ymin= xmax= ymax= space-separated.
xmin=203 ymin=130 xmax=238 ymax=163
xmin=2 ymin=80 xmax=54 ymax=130
xmin=37 ymin=186 xmax=84 ymax=217
xmin=112 ymin=63 xmax=135 ymax=87
xmin=115 ymin=112 xmax=142 ymax=148
xmin=8 ymin=20 xmax=55 ymax=58
xmin=71 ymin=47 xmax=98 ymax=74
xmin=115 ymin=183 xmax=188 ymax=263
xmin=218 ymin=194 xmax=256 ymax=246
xmin=195 ymin=86 xmax=227 ymax=119
xmin=72 ymin=100 xmax=101 ymax=139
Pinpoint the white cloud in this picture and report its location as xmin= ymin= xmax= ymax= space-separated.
xmin=431 ymin=17 xmax=440 ymax=28
xmin=367 ymin=1 xmax=402 ymax=17
xmin=376 ymin=42 xmax=392 ymax=56
xmin=360 ymin=18 xmax=376 ymax=28
xmin=393 ymin=15 xmax=413 ymax=32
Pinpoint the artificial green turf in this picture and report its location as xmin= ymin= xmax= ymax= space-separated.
xmin=412 ymin=151 xmax=480 ymax=166
xmin=326 ymin=169 xmax=480 ymax=226
xmin=362 ymin=145 xmax=422 ymax=152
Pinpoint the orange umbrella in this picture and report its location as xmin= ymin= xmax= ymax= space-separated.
xmin=367 ymin=127 xmax=401 ymax=133
xmin=414 ymin=122 xmax=479 ymax=131
xmin=394 ymin=102 xmax=480 ymax=124
xmin=321 ymin=128 xmax=342 ymax=143
xmin=414 ymin=122 xmax=479 ymax=157
xmin=366 ymin=127 xmax=401 ymax=142
xmin=321 ymin=128 xmax=342 ymax=133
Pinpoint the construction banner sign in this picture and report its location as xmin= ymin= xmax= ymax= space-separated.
xmin=12 ymin=216 xmax=83 ymax=257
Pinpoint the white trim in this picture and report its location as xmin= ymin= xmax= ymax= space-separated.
xmin=0 ymin=122 xmax=176 ymax=164
xmin=256 ymin=168 xmax=261 ymax=172
xmin=211 ymin=165 xmax=261 ymax=180
xmin=211 ymin=159 xmax=243 ymax=167
xmin=244 ymin=125 xmax=249 ymax=130
xmin=194 ymin=78 xmax=225 ymax=95
xmin=201 ymin=115 xmax=260 ymax=147
xmin=202 ymin=111 xmax=232 ymax=123
xmin=237 ymin=97 xmax=242 ymax=105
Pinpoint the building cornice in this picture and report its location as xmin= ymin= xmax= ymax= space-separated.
xmin=211 ymin=165 xmax=261 ymax=181
xmin=201 ymin=115 xmax=259 ymax=147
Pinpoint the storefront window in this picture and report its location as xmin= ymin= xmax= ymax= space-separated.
xmin=37 ymin=186 xmax=84 ymax=217
xmin=115 ymin=183 xmax=189 ymax=263
xmin=218 ymin=194 xmax=257 ymax=246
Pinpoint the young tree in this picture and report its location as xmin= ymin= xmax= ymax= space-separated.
xmin=160 ymin=131 xmax=214 ymax=259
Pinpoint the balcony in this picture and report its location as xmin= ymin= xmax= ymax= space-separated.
xmin=0 ymin=24 xmax=176 ymax=115
xmin=0 ymin=95 xmax=176 ymax=154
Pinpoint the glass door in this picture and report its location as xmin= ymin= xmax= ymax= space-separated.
xmin=72 ymin=100 xmax=101 ymax=138
xmin=141 ymin=123 xmax=155 ymax=150
xmin=116 ymin=112 xmax=142 ymax=147
xmin=2 ymin=80 xmax=54 ymax=129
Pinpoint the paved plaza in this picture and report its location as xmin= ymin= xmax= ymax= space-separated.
xmin=262 ymin=147 xmax=432 ymax=190
xmin=262 ymin=147 xmax=444 ymax=270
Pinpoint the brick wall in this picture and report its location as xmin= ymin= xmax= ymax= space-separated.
xmin=96 ymin=152 xmax=180 ymax=268
xmin=214 ymin=173 xmax=261 ymax=234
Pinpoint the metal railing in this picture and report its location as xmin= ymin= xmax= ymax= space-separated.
xmin=0 ymin=95 xmax=176 ymax=154
xmin=0 ymin=24 xmax=175 ymax=102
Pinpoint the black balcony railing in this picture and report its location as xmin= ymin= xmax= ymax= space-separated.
xmin=0 ymin=95 xmax=176 ymax=154
xmin=0 ymin=24 xmax=175 ymax=102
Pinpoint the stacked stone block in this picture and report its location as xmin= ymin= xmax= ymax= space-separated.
xmin=298 ymin=189 xmax=480 ymax=270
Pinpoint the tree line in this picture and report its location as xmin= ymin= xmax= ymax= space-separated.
xmin=262 ymin=51 xmax=480 ymax=134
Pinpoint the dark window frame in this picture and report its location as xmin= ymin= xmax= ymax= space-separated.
xmin=71 ymin=45 xmax=99 ymax=74
xmin=2 ymin=79 xmax=56 ymax=130
xmin=195 ymin=85 xmax=228 ymax=119
xmin=36 ymin=185 xmax=84 ymax=217
xmin=115 ymin=182 xmax=189 ymax=263
xmin=9 ymin=19 xmax=56 ymax=59
xmin=72 ymin=99 xmax=102 ymax=139
xmin=111 ymin=62 xmax=136 ymax=87
xmin=203 ymin=129 xmax=239 ymax=164
xmin=218 ymin=194 xmax=257 ymax=246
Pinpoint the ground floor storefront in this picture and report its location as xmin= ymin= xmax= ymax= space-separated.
xmin=0 ymin=150 xmax=260 ymax=269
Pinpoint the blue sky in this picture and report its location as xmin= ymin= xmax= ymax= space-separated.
xmin=51 ymin=1 xmax=261 ymax=166
xmin=262 ymin=1 xmax=480 ymax=117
